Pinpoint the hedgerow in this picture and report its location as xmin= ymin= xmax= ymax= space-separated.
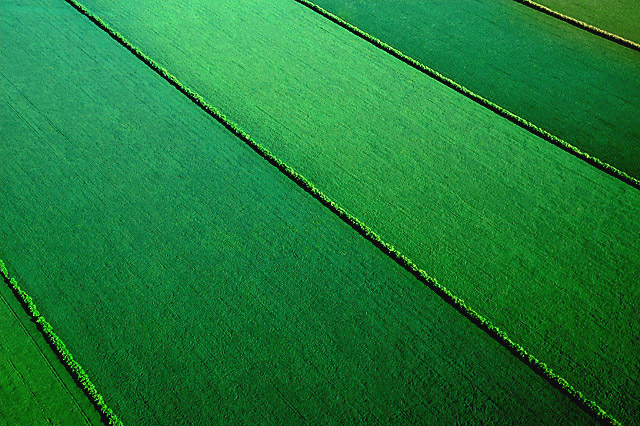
xmin=292 ymin=0 xmax=640 ymax=192
xmin=60 ymin=0 xmax=623 ymax=424
xmin=0 ymin=258 xmax=123 ymax=426
xmin=512 ymin=0 xmax=640 ymax=52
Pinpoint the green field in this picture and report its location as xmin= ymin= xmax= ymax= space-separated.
xmin=534 ymin=0 xmax=640 ymax=43
xmin=2 ymin=0 xmax=639 ymax=424
xmin=307 ymin=0 xmax=640 ymax=178
xmin=0 ymin=1 xmax=609 ymax=424
xmin=55 ymin=0 xmax=640 ymax=423
xmin=0 ymin=280 xmax=103 ymax=425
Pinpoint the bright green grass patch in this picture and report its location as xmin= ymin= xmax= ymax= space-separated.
xmin=532 ymin=0 xmax=640 ymax=44
xmin=0 ymin=1 xmax=602 ymax=425
xmin=310 ymin=0 xmax=640 ymax=178
xmin=0 ymin=276 xmax=104 ymax=426
xmin=70 ymin=0 xmax=640 ymax=424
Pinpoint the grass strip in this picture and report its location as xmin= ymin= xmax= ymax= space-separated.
xmin=512 ymin=0 xmax=640 ymax=52
xmin=0 ymin=283 xmax=104 ymax=426
xmin=291 ymin=0 xmax=640 ymax=192
xmin=60 ymin=1 xmax=623 ymax=423
xmin=0 ymin=258 xmax=122 ymax=426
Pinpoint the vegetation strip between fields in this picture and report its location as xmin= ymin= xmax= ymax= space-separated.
xmin=0 ymin=288 xmax=95 ymax=425
xmin=512 ymin=0 xmax=640 ymax=52
xmin=59 ymin=1 xmax=624 ymax=424
xmin=0 ymin=259 xmax=122 ymax=426
xmin=292 ymin=0 xmax=640 ymax=192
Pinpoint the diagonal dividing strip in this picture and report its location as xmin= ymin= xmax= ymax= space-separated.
xmin=0 ymin=286 xmax=95 ymax=425
xmin=0 ymin=259 xmax=123 ymax=426
xmin=511 ymin=0 xmax=640 ymax=52
xmin=5 ymin=0 xmax=623 ymax=425
xmin=292 ymin=0 xmax=640 ymax=192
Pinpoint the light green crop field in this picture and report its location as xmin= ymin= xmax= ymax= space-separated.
xmin=0 ymin=281 xmax=103 ymax=426
xmin=534 ymin=0 xmax=640 ymax=43
xmin=63 ymin=0 xmax=640 ymax=424
xmin=307 ymin=0 xmax=640 ymax=178
xmin=0 ymin=1 xmax=606 ymax=425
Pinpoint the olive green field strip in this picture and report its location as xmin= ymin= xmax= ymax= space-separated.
xmin=0 ymin=275 xmax=104 ymax=426
xmin=306 ymin=0 xmax=640 ymax=179
xmin=71 ymin=0 xmax=640 ymax=424
xmin=525 ymin=0 xmax=640 ymax=46
xmin=1 ymin=1 xmax=604 ymax=425
xmin=511 ymin=0 xmax=640 ymax=51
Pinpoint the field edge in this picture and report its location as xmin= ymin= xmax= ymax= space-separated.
xmin=0 ymin=257 xmax=123 ymax=426
xmin=512 ymin=0 xmax=640 ymax=51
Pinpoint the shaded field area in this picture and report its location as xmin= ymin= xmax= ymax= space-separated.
xmin=68 ymin=0 xmax=640 ymax=424
xmin=533 ymin=0 xmax=640 ymax=43
xmin=0 ymin=278 xmax=103 ymax=426
xmin=308 ymin=0 xmax=640 ymax=178
xmin=0 ymin=1 xmax=604 ymax=424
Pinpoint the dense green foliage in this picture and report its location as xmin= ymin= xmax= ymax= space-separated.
xmin=0 ymin=1 xmax=608 ymax=424
xmin=57 ymin=1 xmax=631 ymax=422
xmin=71 ymin=0 xmax=640 ymax=424
xmin=70 ymin=0 xmax=615 ymax=411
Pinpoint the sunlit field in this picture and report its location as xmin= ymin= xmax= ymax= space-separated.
xmin=1 ymin=0 xmax=638 ymax=425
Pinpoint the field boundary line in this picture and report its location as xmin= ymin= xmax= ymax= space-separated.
xmin=0 ymin=289 xmax=94 ymax=425
xmin=0 ymin=258 xmax=122 ymax=426
xmin=512 ymin=0 xmax=640 ymax=52
xmin=292 ymin=0 xmax=640 ymax=191
xmin=62 ymin=1 xmax=622 ymax=424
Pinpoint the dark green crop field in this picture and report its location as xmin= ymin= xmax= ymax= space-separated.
xmin=1 ymin=0 xmax=638 ymax=425
xmin=60 ymin=0 xmax=640 ymax=423
xmin=306 ymin=0 xmax=640 ymax=178
xmin=534 ymin=0 xmax=640 ymax=43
